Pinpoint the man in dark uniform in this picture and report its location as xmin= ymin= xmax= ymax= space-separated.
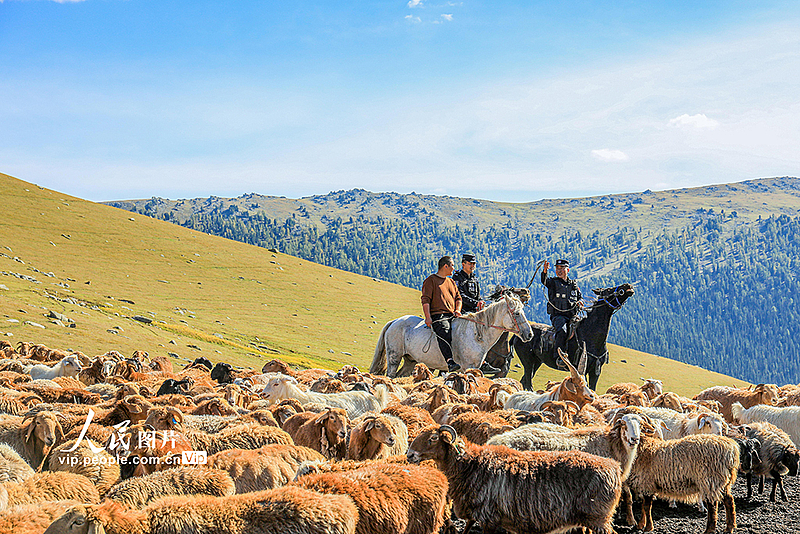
xmin=541 ymin=259 xmax=583 ymax=369
xmin=453 ymin=253 xmax=500 ymax=375
xmin=422 ymin=256 xmax=463 ymax=373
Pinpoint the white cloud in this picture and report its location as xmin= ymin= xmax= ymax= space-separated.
xmin=591 ymin=149 xmax=630 ymax=162
xmin=668 ymin=113 xmax=720 ymax=129
xmin=441 ymin=14 xmax=453 ymax=21
xmin=404 ymin=14 xmax=421 ymax=23
xmin=407 ymin=0 xmax=422 ymax=7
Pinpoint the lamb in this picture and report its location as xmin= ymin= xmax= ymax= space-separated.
xmin=499 ymin=349 xmax=597 ymax=411
xmin=0 ymin=443 xmax=34 ymax=484
xmin=294 ymin=460 xmax=449 ymax=534
xmin=742 ymin=421 xmax=800 ymax=502
xmin=44 ymin=485 xmax=358 ymax=534
xmin=104 ymin=466 xmax=236 ymax=508
xmin=623 ymin=432 xmax=739 ymax=533
xmin=407 ymin=424 xmax=622 ymax=534
xmin=26 ymin=355 xmax=82 ymax=381
xmin=732 ymin=401 xmax=800 ymax=447
xmin=0 ymin=410 xmax=65 ymax=470
xmin=629 ymin=406 xmax=727 ymax=440
xmin=695 ymin=383 xmax=782 ymax=422
xmin=260 ymin=374 xmax=389 ymax=418
xmin=347 ymin=413 xmax=408 ymax=460
xmin=1 ymin=471 xmax=100 ymax=508
xmin=287 ymin=407 xmax=348 ymax=460
xmin=207 ymin=444 xmax=325 ymax=493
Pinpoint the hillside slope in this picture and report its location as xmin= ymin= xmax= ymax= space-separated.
xmin=0 ymin=171 xmax=749 ymax=394
xmin=108 ymin=177 xmax=800 ymax=384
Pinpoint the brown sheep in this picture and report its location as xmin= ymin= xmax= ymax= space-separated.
xmin=47 ymin=438 xmax=121 ymax=495
xmin=381 ymin=403 xmax=436 ymax=441
xmin=117 ymin=422 xmax=195 ymax=478
xmin=104 ymin=467 xmax=236 ymax=508
xmin=77 ymin=357 xmax=108 ymax=386
xmin=260 ymin=359 xmax=329 ymax=385
xmin=449 ymin=411 xmax=515 ymax=445
xmin=651 ymin=391 xmax=684 ymax=411
xmin=347 ymin=414 xmax=408 ymax=460
xmin=695 ymin=384 xmax=782 ymax=422
xmin=431 ymin=402 xmax=479 ymax=425
xmin=207 ymin=444 xmax=325 ymax=493
xmin=411 ymin=362 xmax=434 ymax=383
xmin=0 ymin=499 xmax=81 ymax=534
xmin=294 ymin=461 xmax=449 ymax=534
xmin=2 ymin=472 xmax=99 ymax=508
xmin=0 ymin=411 xmax=65 ymax=471
xmin=540 ymin=400 xmax=581 ymax=427
xmin=310 ymin=376 xmax=347 ymax=393
xmin=240 ymin=409 xmax=279 ymax=427
xmin=403 ymin=384 xmax=461 ymax=413
xmin=287 ymin=407 xmax=348 ymax=460
xmin=191 ymin=398 xmax=238 ymax=416
xmin=148 ymin=356 xmax=174 ymax=374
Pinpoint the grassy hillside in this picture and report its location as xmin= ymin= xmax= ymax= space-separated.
xmin=0 ymin=171 xmax=748 ymax=395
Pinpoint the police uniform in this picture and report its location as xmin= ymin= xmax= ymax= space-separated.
xmin=453 ymin=253 xmax=481 ymax=314
xmin=541 ymin=259 xmax=582 ymax=361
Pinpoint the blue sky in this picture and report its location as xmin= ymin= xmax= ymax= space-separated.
xmin=1 ymin=1 xmax=799 ymax=202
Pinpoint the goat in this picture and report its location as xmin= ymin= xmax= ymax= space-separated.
xmin=287 ymin=407 xmax=348 ymax=460
xmin=695 ymin=384 xmax=782 ymax=422
xmin=407 ymin=424 xmax=621 ymax=534
xmin=500 ymin=348 xmax=596 ymax=411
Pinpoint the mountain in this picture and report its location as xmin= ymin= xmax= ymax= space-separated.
xmin=0 ymin=170 xmax=747 ymax=395
xmin=107 ymin=177 xmax=800 ymax=385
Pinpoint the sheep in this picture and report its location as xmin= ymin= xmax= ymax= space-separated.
xmin=287 ymin=407 xmax=348 ymax=460
xmin=695 ymin=383 xmax=782 ymax=422
xmin=407 ymin=424 xmax=622 ymax=534
xmin=260 ymin=374 xmax=389 ymax=419
xmin=0 ymin=410 xmax=64 ymax=470
xmin=190 ymin=397 xmax=238 ymax=416
xmin=155 ymin=377 xmax=193 ymax=396
xmin=651 ymin=391 xmax=685 ymax=411
xmin=94 ymin=395 xmax=153 ymax=427
xmin=401 ymin=384 xmax=461 ymax=413
xmin=143 ymin=406 xmax=293 ymax=454
xmin=488 ymin=413 xmax=649 ymax=482
xmin=606 ymin=378 xmax=663 ymax=400
xmin=0 ymin=499 xmax=82 ymax=534
xmin=347 ymin=413 xmax=408 ymax=460
xmin=260 ymin=359 xmax=331 ymax=385
xmin=448 ymin=410 xmax=516 ymax=445
xmin=431 ymin=402 xmax=478 ymax=425
xmin=44 ymin=485 xmax=359 ymax=534
xmin=629 ymin=406 xmax=728 ymax=440
xmin=742 ymin=421 xmax=800 ymax=502
xmin=240 ymin=408 xmax=279 ymax=427
xmin=77 ymin=357 xmax=108 ymax=386
xmin=411 ymin=362 xmax=434 ymax=382
xmin=294 ymin=460 xmax=449 ymax=534
xmin=381 ymin=403 xmax=436 ymax=441
xmin=539 ymin=399 xmax=580 ymax=426
xmin=0 ymin=443 xmax=34 ymax=484
xmin=47 ymin=438 xmax=121 ymax=495
xmin=732 ymin=401 xmax=800 ymax=447
xmin=310 ymin=376 xmax=347 ymax=393
xmin=148 ymin=356 xmax=173 ymax=374
xmin=207 ymin=444 xmax=325 ymax=493
xmin=499 ymin=348 xmax=597 ymax=412
xmin=623 ymin=432 xmax=739 ymax=533
xmin=26 ymin=355 xmax=82 ymax=381
xmin=1 ymin=471 xmax=100 ymax=508
xmin=104 ymin=466 xmax=236 ymax=508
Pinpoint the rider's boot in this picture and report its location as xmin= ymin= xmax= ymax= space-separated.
xmin=447 ymin=359 xmax=462 ymax=373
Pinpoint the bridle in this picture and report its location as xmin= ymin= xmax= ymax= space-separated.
xmin=590 ymin=286 xmax=629 ymax=311
xmin=458 ymin=298 xmax=524 ymax=335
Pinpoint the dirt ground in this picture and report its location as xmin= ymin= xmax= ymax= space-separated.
xmin=456 ymin=474 xmax=800 ymax=534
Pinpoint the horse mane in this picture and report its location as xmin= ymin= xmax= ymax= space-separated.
xmin=461 ymin=295 xmax=522 ymax=339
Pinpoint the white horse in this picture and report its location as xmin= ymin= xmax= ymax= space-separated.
xmin=370 ymin=293 xmax=533 ymax=378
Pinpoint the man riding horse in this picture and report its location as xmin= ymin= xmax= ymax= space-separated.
xmin=541 ymin=259 xmax=584 ymax=370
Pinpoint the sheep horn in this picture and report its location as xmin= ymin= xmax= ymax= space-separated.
xmin=565 ymin=400 xmax=580 ymax=413
xmin=540 ymin=401 xmax=555 ymax=410
xmin=557 ymin=348 xmax=577 ymax=378
xmin=439 ymin=425 xmax=458 ymax=444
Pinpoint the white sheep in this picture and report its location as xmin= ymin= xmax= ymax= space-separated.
xmin=622 ymin=406 xmax=727 ymax=440
xmin=732 ymin=401 xmax=800 ymax=447
xmin=25 ymin=355 xmax=82 ymax=381
xmin=260 ymin=374 xmax=390 ymax=419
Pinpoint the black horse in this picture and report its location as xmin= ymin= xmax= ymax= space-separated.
xmin=513 ymin=283 xmax=635 ymax=391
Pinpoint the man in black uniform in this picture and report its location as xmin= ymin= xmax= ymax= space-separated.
xmin=541 ymin=259 xmax=583 ymax=370
xmin=453 ymin=253 xmax=500 ymax=375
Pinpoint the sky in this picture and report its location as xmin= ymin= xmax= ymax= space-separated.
xmin=1 ymin=1 xmax=800 ymax=203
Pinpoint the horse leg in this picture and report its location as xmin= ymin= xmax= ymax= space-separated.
xmin=521 ymin=355 xmax=541 ymax=392
xmin=587 ymin=363 xmax=601 ymax=391
xmin=386 ymin=350 xmax=402 ymax=378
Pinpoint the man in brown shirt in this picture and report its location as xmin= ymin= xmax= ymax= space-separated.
xmin=421 ymin=256 xmax=462 ymax=372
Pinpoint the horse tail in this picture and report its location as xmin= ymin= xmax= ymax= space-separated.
xmin=369 ymin=320 xmax=394 ymax=375
xmin=373 ymin=383 xmax=390 ymax=409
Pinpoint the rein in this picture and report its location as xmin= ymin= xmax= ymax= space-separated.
xmin=457 ymin=299 xmax=524 ymax=335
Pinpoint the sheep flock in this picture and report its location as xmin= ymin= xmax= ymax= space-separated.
xmin=0 ymin=340 xmax=799 ymax=534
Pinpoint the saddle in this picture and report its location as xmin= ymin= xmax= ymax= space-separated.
xmin=543 ymin=319 xmax=579 ymax=346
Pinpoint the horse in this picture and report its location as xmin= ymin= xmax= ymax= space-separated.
xmin=513 ymin=283 xmax=635 ymax=391
xmin=370 ymin=293 xmax=534 ymax=378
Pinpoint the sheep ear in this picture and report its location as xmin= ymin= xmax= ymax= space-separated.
xmin=314 ymin=412 xmax=329 ymax=425
xmin=87 ymin=520 xmax=107 ymax=534
xmin=698 ymin=415 xmax=708 ymax=429
xmin=564 ymin=380 xmax=577 ymax=394
xmin=24 ymin=418 xmax=35 ymax=443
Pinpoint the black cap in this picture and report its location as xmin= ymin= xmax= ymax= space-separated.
xmin=555 ymin=259 xmax=570 ymax=267
xmin=462 ymin=253 xmax=477 ymax=263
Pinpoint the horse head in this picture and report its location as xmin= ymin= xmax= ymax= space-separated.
xmin=591 ymin=283 xmax=635 ymax=310
xmin=503 ymin=294 xmax=533 ymax=342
